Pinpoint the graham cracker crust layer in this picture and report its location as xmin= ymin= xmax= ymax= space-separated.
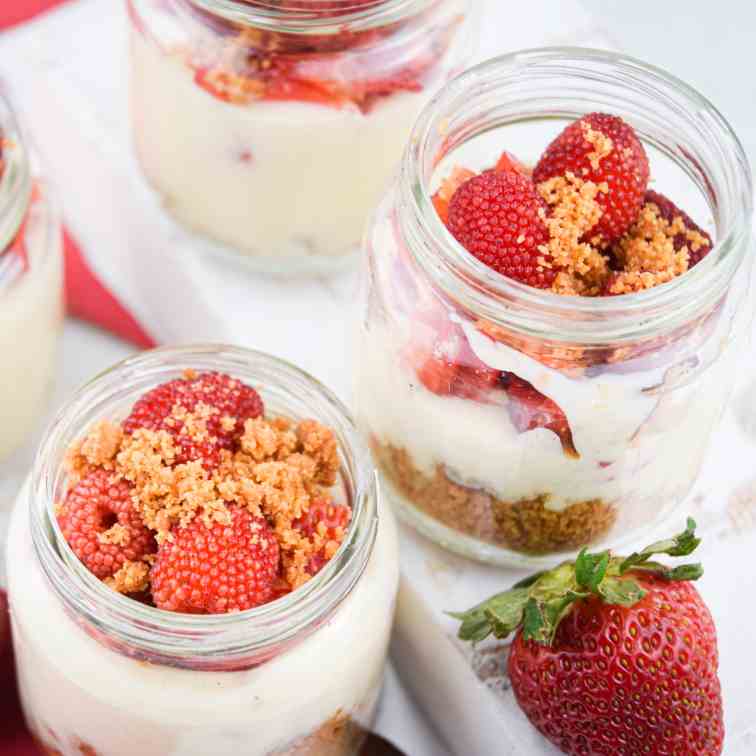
xmin=273 ymin=712 xmax=365 ymax=755
xmin=373 ymin=441 xmax=616 ymax=555
xmin=36 ymin=712 xmax=364 ymax=756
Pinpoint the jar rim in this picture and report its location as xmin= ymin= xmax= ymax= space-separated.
xmin=185 ymin=0 xmax=431 ymax=32
xmin=0 ymin=92 xmax=33 ymax=293
xmin=28 ymin=344 xmax=379 ymax=670
xmin=399 ymin=47 xmax=754 ymax=345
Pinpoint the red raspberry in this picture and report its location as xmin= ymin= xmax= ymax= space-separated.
xmin=124 ymin=372 xmax=263 ymax=470
xmin=57 ymin=469 xmax=156 ymax=580
xmin=293 ymin=498 xmax=352 ymax=576
xmin=533 ymin=113 xmax=650 ymax=245
xmin=500 ymin=372 xmax=578 ymax=459
xmin=447 ymin=170 xmax=554 ymax=288
xmin=644 ymin=190 xmax=713 ymax=267
xmin=151 ymin=506 xmax=280 ymax=614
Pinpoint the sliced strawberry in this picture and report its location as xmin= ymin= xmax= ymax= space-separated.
xmin=411 ymin=320 xmax=500 ymax=401
xmin=415 ymin=351 xmax=460 ymax=396
xmin=492 ymin=151 xmax=532 ymax=176
xmin=500 ymin=372 xmax=578 ymax=458
xmin=432 ymin=166 xmax=475 ymax=225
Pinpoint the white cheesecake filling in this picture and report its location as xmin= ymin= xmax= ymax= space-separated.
xmin=0 ymin=196 xmax=63 ymax=466
xmin=357 ymin=318 xmax=734 ymax=526
xmin=130 ymin=30 xmax=429 ymax=261
xmin=7 ymin=485 xmax=398 ymax=756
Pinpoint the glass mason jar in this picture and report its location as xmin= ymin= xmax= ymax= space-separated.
xmin=0 ymin=94 xmax=63 ymax=467
xmin=127 ymin=0 xmax=478 ymax=274
xmin=354 ymin=48 xmax=754 ymax=567
xmin=6 ymin=345 xmax=399 ymax=756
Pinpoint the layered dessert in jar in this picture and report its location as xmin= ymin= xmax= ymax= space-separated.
xmin=127 ymin=0 xmax=476 ymax=272
xmin=0 ymin=98 xmax=64 ymax=468
xmin=355 ymin=49 xmax=754 ymax=566
xmin=6 ymin=346 xmax=398 ymax=755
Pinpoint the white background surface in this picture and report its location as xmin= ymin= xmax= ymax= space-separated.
xmin=1 ymin=1 xmax=755 ymax=755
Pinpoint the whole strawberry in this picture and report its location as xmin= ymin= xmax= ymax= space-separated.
xmin=452 ymin=520 xmax=723 ymax=756
xmin=500 ymin=372 xmax=578 ymax=459
xmin=533 ymin=113 xmax=650 ymax=246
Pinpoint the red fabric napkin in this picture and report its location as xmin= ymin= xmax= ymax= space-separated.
xmin=0 ymin=0 xmax=66 ymax=29
xmin=63 ymin=230 xmax=156 ymax=349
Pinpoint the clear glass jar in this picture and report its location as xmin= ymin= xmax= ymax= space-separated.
xmin=354 ymin=48 xmax=754 ymax=567
xmin=6 ymin=345 xmax=398 ymax=756
xmin=127 ymin=0 xmax=478 ymax=274
xmin=0 ymin=94 xmax=64 ymax=466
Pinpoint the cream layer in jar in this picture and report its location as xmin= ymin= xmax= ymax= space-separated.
xmin=7 ymin=485 xmax=398 ymax=756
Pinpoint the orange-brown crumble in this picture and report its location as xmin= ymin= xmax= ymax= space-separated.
xmin=271 ymin=711 xmax=365 ymax=756
xmin=537 ymin=172 xmax=610 ymax=295
xmin=373 ymin=440 xmax=616 ymax=554
xmin=105 ymin=560 xmax=151 ymax=595
xmin=531 ymin=128 xmax=706 ymax=295
xmin=64 ymin=399 xmax=347 ymax=598
xmin=582 ymin=121 xmax=613 ymax=171
xmin=36 ymin=712 xmax=365 ymax=756
xmin=606 ymin=199 xmax=707 ymax=294
xmin=445 ymin=126 xmax=710 ymax=298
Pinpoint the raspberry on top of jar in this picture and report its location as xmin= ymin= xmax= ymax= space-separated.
xmin=57 ymin=370 xmax=351 ymax=614
xmin=184 ymin=0 xmax=462 ymax=113
xmin=433 ymin=112 xmax=712 ymax=297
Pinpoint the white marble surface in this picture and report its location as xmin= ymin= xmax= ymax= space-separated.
xmin=1 ymin=1 xmax=755 ymax=754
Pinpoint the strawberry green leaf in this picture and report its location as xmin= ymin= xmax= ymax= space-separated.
xmin=521 ymin=598 xmax=546 ymax=643
xmin=450 ymin=587 xmax=531 ymax=643
xmin=521 ymin=592 xmax=588 ymax=645
xmin=450 ymin=519 xmax=703 ymax=650
xmin=665 ymin=563 xmax=704 ymax=580
xmin=575 ymin=548 xmax=610 ymax=591
xmin=620 ymin=518 xmax=700 ymax=574
xmin=597 ymin=577 xmax=646 ymax=607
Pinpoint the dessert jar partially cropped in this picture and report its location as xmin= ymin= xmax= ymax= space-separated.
xmin=0 ymin=95 xmax=63 ymax=467
xmin=128 ymin=0 xmax=477 ymax=273
xmin=6 ymin=345 xmax=398 ymax=756
xmin=354 ymin=49 xmax=754 ymax=567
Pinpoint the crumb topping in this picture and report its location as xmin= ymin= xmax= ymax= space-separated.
xmin=537 ymin=173 xmax=610 ymax=295
xmin=98 ymin=524 xmax=130 ymax=546
xmin=606 ymin=200 xmax=699 ymax=294
xmin=106 ymin=561 xmax=151 ymax=595
xmin=437 ymin=117 xmax=711 ymax=297
xmin=63 ymin=381 xmax=347 ymax=601
xmin=581 ymin=122 xmax=613 ymax=170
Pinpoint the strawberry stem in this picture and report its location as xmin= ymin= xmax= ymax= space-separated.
xmin=450 ymin=518 xmax=704 ymax=646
